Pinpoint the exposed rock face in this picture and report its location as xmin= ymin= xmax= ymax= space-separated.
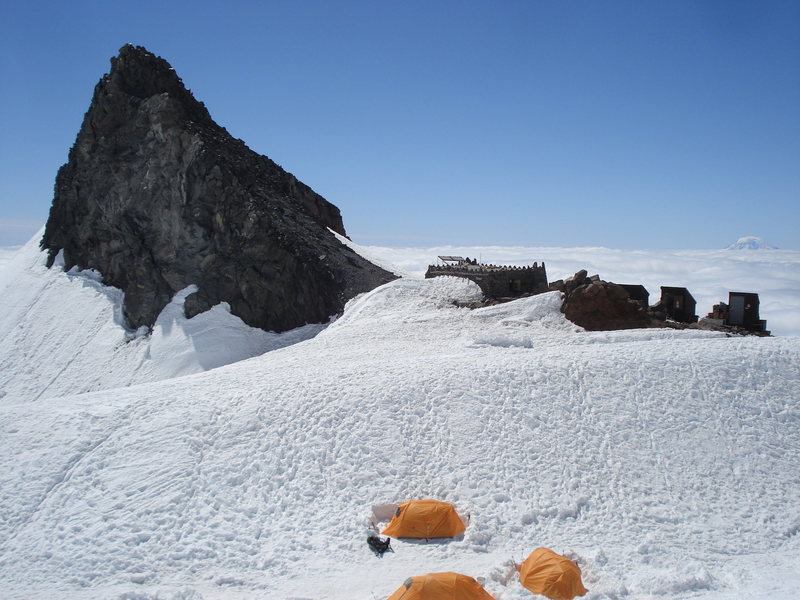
xmin=555 ymin=270 xmax=656 ymax=331
xmin=42 ymin=45 xmax=396 ymax=332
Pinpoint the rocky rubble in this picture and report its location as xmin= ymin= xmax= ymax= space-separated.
xmin=552 ymin=270 xmax=658 ymax=331
xmin=41 ymin=45 xmax=396 ymax=332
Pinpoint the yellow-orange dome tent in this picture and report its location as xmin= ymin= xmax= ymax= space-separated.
xmin=519 ymin=548 xmax=587 ymax=600
xmin=387 ymin=572 xmax=494 ymax=600
xmin=381 ymin=499 xmax=466 ymax=539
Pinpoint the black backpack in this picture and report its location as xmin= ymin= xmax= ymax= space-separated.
xmin=367 ymin=534 xmax=392 ymax=557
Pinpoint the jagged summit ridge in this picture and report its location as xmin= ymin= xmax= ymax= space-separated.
xmin=105 ymin=44 xmax=212 ymax=122
xmin=41 ymin=45 xmax=395 ymax=332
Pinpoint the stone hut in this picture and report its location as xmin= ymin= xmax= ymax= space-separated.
xmin=425 ymin=256 xmax=548 ymax=299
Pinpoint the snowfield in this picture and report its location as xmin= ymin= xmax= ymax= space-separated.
xmin=0 ymin=234 xmax=326 ymax=401
xmin=0 ymin=235 xmax=799 ymax=599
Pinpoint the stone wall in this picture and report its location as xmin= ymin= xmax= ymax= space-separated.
xmin=424 ymin=263 xmax=548 ymax=298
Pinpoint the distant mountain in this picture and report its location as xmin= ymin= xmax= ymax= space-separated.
xmin=726 ymin=236 xmax=777 ymax=250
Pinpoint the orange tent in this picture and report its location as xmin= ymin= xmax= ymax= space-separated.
xmin=519 ymin=548 xmax=587 ymax=600
xmin=387 ymin=572 xmax=493 ymax=600
xmin=381 ymin=499 xmax=466 ymax=539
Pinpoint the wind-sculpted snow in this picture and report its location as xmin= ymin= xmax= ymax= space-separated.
xmin=0 ymin=233 xmax=327 ymax=403
xmin=1 ymin=276 xmax=799 ymax=599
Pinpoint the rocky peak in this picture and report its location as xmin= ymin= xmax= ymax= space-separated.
xmin=105 ymin=45 xmax=211 ymax=121
xmin=41 ymin=45 xmax=395 ymax=332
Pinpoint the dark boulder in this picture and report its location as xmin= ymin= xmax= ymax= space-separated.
xmin=559 ymin=270 xmax=656 ymax=331
xmin=41 ymin=45 xmax=396 ymax=332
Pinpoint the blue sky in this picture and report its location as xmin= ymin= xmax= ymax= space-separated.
xmin=1 ymin=0 xmax=798 ymax=248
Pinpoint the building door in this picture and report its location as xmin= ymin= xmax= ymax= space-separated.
xmin=729 ymin=295 xmax=745 ymax=326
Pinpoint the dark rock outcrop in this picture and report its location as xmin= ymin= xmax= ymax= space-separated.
xmin=555 ymin=270 xmax=656 ymax=331
xmin=42 ymin=45 xmax=396 ymax=332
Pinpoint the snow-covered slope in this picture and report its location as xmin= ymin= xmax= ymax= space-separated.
xmin=1 ymin=276 xmax=798 ymax=599
xmin=0 ymin=232 xmax=326 ymax=402
xmin=3 ymin=231 xmax=798 ymax=403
